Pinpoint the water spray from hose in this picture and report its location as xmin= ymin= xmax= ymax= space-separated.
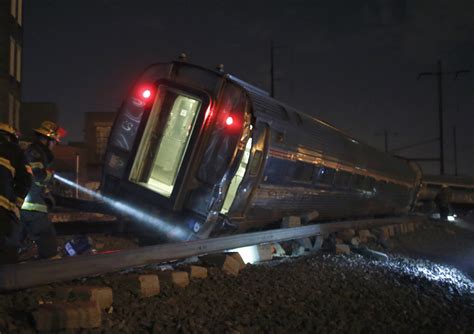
xmin=54 ymin=174 xmax=188 ymax=240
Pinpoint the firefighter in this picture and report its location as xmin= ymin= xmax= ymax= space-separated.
xmin=0 ymin=123 xmax=32 ymax=264
xmin=434 ymin=185 xmax=453 ymax=221
xmin=21 ymin=121 xmax=65 ymax=259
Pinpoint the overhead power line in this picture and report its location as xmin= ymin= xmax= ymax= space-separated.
xmin=389 ymin=137 xmax=439 ymax=153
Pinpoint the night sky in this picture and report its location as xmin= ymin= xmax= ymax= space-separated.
xmin=22 ymin=0 xmax=473 ymax=176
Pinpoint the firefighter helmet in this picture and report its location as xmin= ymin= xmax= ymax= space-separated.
xmin=33 ymin=121 xmax=66 ymax=142
xmin=0 ymin=123 xmax=19 ymax=141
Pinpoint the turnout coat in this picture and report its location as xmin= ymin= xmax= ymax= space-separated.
xmin=21 ymin=142 xmax=55 ymax=213
xmin=0 ymin=138 xmax=32 ymax=223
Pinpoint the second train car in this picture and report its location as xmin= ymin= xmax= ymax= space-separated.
xmin=101 ymin=61 xmax=422 ymax=240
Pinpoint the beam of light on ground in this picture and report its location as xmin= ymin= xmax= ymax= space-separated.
xmin=375 ymin=257 xmax=473 ymax=292
xmin=228 ymin=245 xmax=260 ymax=264
xmin=54 ymin=174 xmax=188 ymax=240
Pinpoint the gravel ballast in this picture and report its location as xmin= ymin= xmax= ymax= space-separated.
xmin=0 ymin=221 xmax=473 ymax=333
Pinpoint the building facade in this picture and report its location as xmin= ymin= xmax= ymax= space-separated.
xmin=84 ymin=111 xmax=116 ymax=181
xmin=0 ymin=0 xmax=23 ymax=127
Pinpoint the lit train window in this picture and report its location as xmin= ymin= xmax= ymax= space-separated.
xmin=148 ymin=94 xmax=200 ymax=196
xmin=130 ymin=89 xmax=201 ymax=197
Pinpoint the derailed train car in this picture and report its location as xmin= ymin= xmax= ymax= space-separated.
xmin=101 ymin=61 xmax=422 ymax=239
xmin=418 ymin=175 xmax=474 ymax=205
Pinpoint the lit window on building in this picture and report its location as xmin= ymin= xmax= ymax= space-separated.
xmin=96 ymin=126 xmax=112 ymax=157
xmin=10 ymin=0 xmax=17 ymax=18
xmin=17 ymin=0 xmax=22 ymax=26
xmin=15 ymin=44 xmax=22 ymax=82
xmin=9 ymin=37 xmax=15 ymax=77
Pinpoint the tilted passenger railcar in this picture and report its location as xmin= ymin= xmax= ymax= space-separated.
xmin=101 ymin=61 xmax=421 ymax=239
xmin=418 ymin=175 xmax=474 ymax=205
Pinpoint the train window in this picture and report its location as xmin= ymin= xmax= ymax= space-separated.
xmin=354 ymin=175 xmax=366 ymax=190
xmin=130 ymin=89 xmax=201 ymax=197
xmin=347 ymin=173 xmax=355 ymax=189
xmin=334 ymin=170 xmax=351 ymax=188
xmin=292 ymin=112 xmax=303 ymax=126
xmin=293 ymin=161 xmax=314 ymax=183
xmin=275 ymin=131 xmax=285 ymax=143
xmin=365 ymin=177 xmax=375 ymax=191
xmin=148 ymin=93 xmax=201 ymax=196
xmin=317 ymin=167 xmax=335 ymax=185
xmin=313 ymin=166 xmax=321 ymax=180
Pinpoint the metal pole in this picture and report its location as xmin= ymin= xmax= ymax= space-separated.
xmin=270 ymin=40 xmax=274 ymax=97
xmin=384 ymin=130 xmax=388 ymax=153
xmin=437 ymin=60 xmax=444 ymax=175
xmin=418 ymin=62 xmax=469 ymax=175
xmin=453 ymin=126 xmax=458 ymax=176
xmin=75 ymin=153 xmax=79 ymax=199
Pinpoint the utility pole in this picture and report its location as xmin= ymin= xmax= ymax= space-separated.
xmin=452 ymin=72 xmax=469 ymax=177
xmin=418 ymin=60 xmax=470 ymax=175
xmin=374 ymin=129 xmax=397 ymax=153
xmin=453 ymin=125 xmax=458 ymax=176
xmin=269 ymin=40 xmax=289 ymax=98
xmin=437 ymin=60 xmax=444 ymax=175
xmin=270 ymin=40 xmax=275 ymax=97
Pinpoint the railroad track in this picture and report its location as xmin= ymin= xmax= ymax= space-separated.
xmin=0 ymin=215 xmax=423 ymax=291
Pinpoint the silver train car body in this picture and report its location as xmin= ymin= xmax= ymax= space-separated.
xmin=101 ymin=62 xmax=421 ymax=238
xmin=418 ymin=175 xmax=474 ymax=205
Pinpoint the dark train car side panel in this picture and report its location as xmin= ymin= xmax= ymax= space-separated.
xmin=418 ymin=175 xmax=474 ymax=205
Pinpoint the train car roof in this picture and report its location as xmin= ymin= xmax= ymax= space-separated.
xmin=142 ymin=61 xmax=388 ymax=145
xmin=141 ymin=61 xmax=414 ymax=179
xmin=422 ymin=174 xmax=474 ymax=189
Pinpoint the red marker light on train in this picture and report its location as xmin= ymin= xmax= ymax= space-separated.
xmin=136 ymin=86 xmax=156 ymax=103
xmin=225 ymin=116 xmax=234 ymax=126
xmin=142 ymin=89 xmax=152 ymax=99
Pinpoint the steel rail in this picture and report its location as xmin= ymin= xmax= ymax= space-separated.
xmin=0 ymin=216 xmax=420 ymax=291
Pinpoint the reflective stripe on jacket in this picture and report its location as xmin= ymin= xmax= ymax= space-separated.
xmin=21 ymin=201 xmax=48 ymax=213
xmin=0 ymin=195 xmax=20 ymax=218
xmin=21 ymin=141 xmax=54 ymax=213
xmin=0 ymin=138 xmax=32 ymax=220
xmin=0 ymin=157 xmax=15 ymax=177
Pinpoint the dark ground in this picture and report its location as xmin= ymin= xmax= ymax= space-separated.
xmin=1 ymin=220 xmax=473 ymax=333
